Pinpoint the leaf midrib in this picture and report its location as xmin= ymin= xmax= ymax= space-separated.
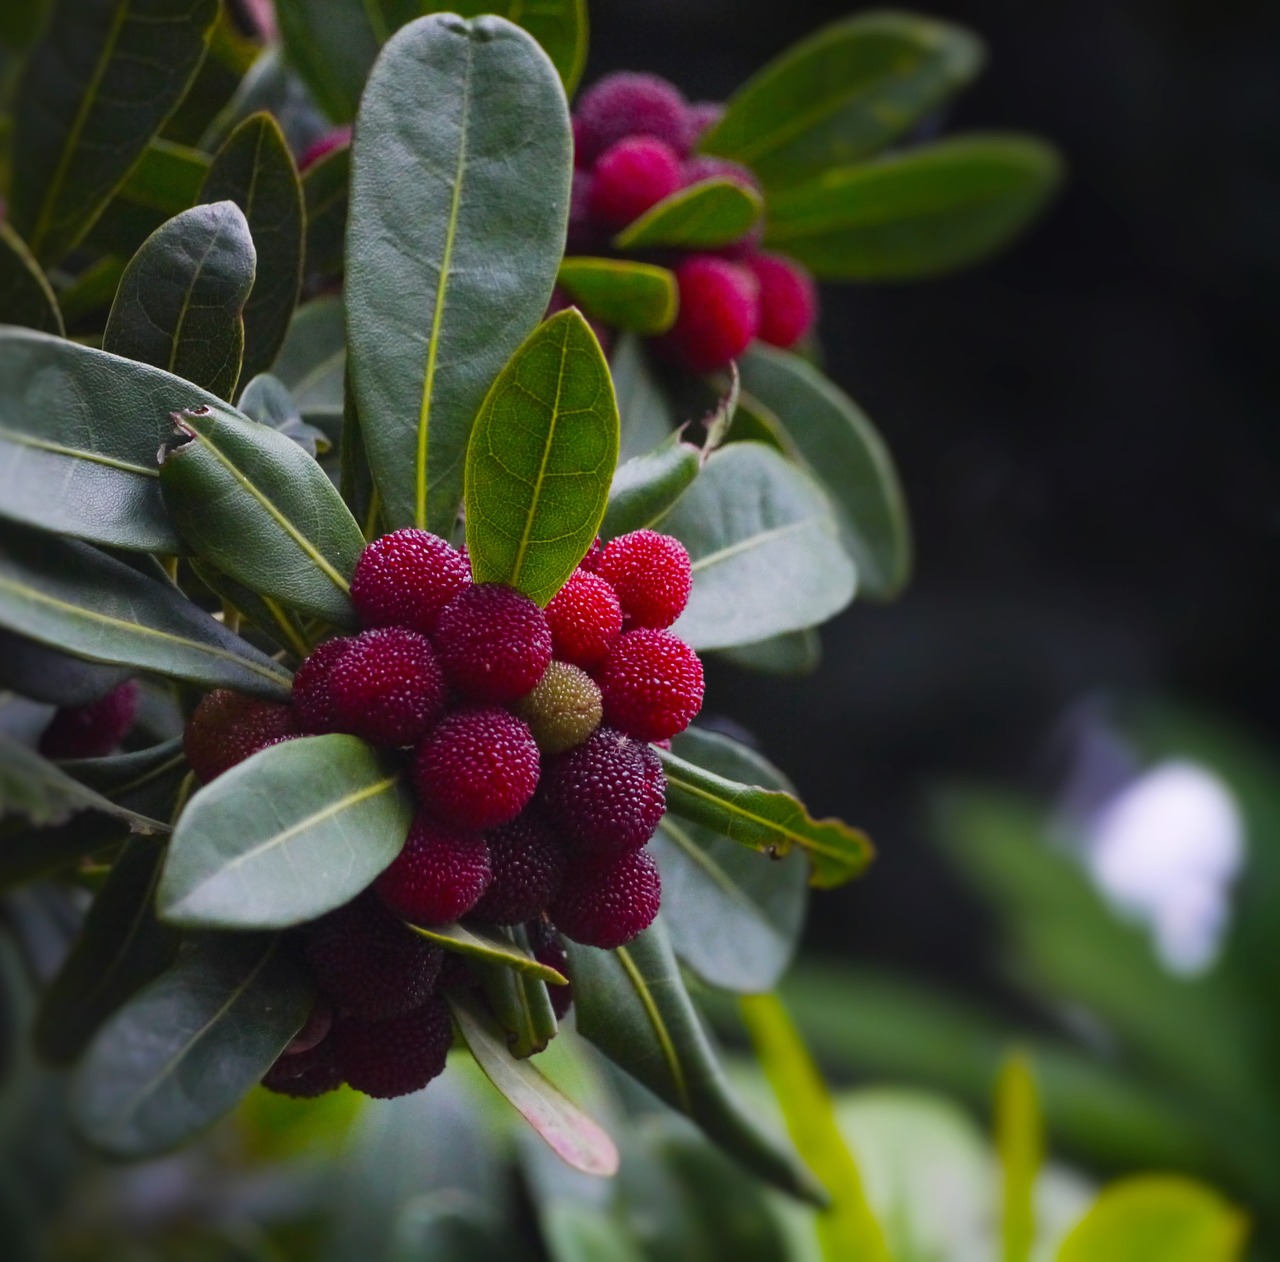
xmin=408 ymin=921 xmax=568 ymax=985
xmin=0 ymin=424 xmax=159 ymax=478
xmin=615 ymin=944 xmax=691 ymax=1113
xmin=660 ymin=817 xmax=772 ymax=925
xmin=689 ymin=517 xmax=816 ymax=572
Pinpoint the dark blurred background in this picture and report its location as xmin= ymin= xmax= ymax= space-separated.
xmin=591 ymin=0 xmax=1280 ymax=988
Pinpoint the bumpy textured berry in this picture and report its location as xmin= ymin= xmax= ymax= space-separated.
xmin=513 ymin=661 xmax=604 ymax=755
xmin=529 ymin=922 xmax=574 ymax=1019
xmin=539 ymin=725 xmax=666 ymax=857
xmin=262 ymin=1038 xmax=344 ymax=1098
xmin=433 ymin=584 xmax=552 ymax=703
xmin=292 ymin=637 xmax=352 ymax=735
xmin=578 ymin=538 xmax=604 ymax=572
xmin=335 ymin=997 xmax=453 ymax=1099
xmin=350 ymin=528 xmax=470 ymax=635
xmin=681 ymin=100 xmax=724 ymax=151
xmin=746 ymin=251 xmax=818 ymax=349
xmin=183 ymin=689 xmax=299 ymax=783
xmin=597 ymin=530 xmax=692 ymax=629
xmin=327 ymin=627 xmax=446 ymax=746
xmin=681 ymin=154 xmax=759 ymax=192
xmin=376 ymin=812 xmax=491 ymax=925
xmin=437 ymin=952 xmax=476 ymax=994
xmin=545 ymin=568 xmax=623 ymax=667
xmin=596 ymin=629 xmax=704 ymax=742
xmin=414 ymin=707 xmax=541 ymax=829
xmin=306 ymin=894 xmax=443 ymax=1020
xmin=39 ymin=680 xmax=139 ymax=760
xmin=573 ymin=72 xmax=687 ymax=165
xmin=665 ymin=255 xmax=760 ymax=372
xmin=550 ymin=848 xmax=661 ymax=949
xmin=590 ymin=136 xmax=683 ymax=228
xmin=472 ymin=815 xmax=564 ymax=924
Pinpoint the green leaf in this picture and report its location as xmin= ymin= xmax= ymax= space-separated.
xmin=472 ymin=926 xmax=558 ymax=1059
xmin=566 ymin=919 xmax=824 ymax=1203
xmin=656 ymin=442 xmax=856 ymax=650
xmin=601 ymin=433 xmax=700 ymax=541
xmin=303 ymin=140 xmax=350 ymax=281
xmin=738 ymin=345 xmax=910 ymax=599
xmin=408 ymin=920 xmax=569 ymax=986
xmin=465 ymin=310 xmax=618 ymax=604
xmin=70 ymin=932 xmax=312 ymax=1157
xmin=718 ymin=629 xmax=822 ymax=677
xmin=700 ymin=12 xmax=983 ymax=189
xmin=997 ymin=1052 xmax=1043 ymax=1262
xmin=56 ymin=255 xmax=127 ymax=327
xmin=102 ymin=201 xmax=256 ymax=400
xmin=347 ymin=14 xmax=572 ymax=535
xmin=650 ymin=727 xmax=807 ymax=992
xmin=237 ymin=373 xmax=331 ymax=457
xmin=557 ymin=258 xmax=677 ymax=335
xmin=0 ymin=520 xmax=292 ymax=698
xmin=272 ymin=296 xmax=346 ymax=436
xmin=159 ymin=402 xmax=364 ymax=626
xmin=656 ymin=743 xmax=872 ymax=890
xmin=614 ymin=178 xmax=763 ymax=251
xmin=611 ymin=334 xmax=674 ymax=461
xmin=200 ymin=112 xmax=304 ymax=383
xmin=0 ymin=628 xmax=130 ymax=706
xmin=10 ymin=0 xmax=218 ymax=264
xmin=119 ymin=138 xmax=211 ymax=214
xmin=158 ymin=735 xmax=413 ymax=930
xmin=0 ymin=223 xmax=63 ymax=334
xmin=764 ymin=134 xmax=1063 ymax=280
xmin=189 ymin=558 xmax=312 ymax=660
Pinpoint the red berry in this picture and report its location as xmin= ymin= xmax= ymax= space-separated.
xmin=437 ymin=951 xmax=476 ymax=993
xmin=590 ymin=137 xmax=682 ymax=228
xmin=573 ymin=72 xmax=687 ymax=165
xmin=597 ymin=530 xmax=692 ymax=629
xmin=262 ymin=1037 xmax=344 ymax=1098
xmin=376 ymin=812 xmax=491 ymax=926
xmin=414 ymin=707 xmax=541 ymax=830
xmin=334 ymin=997 xmax=453 ymax=1099
xmin=681 ymin=101 xmax=724 ymax=152
xmin=681 ymin=154 xmax=759 ymax=192
xmin=39 ymin=680 xmax=138 ymax=760
xmin=291 ymin=637 xmax=353 ymax=735
xmin=545 ymin=569 xmax=623 ymax=667
xmin=183 ymin=689 xmax=298 ymax=783
xmin=539 ymin=726 xmax=665 ymax=858
xmin=327 ymin=627 xmax=446 ymax=746
xmin=472 ymin=815 xmax=565 ymax=925
xmin=746 ymin=252 xmax=818 ymax=349
xmin=578 ymin=538 xmax=604 ymax=572
xmin=665 ymin=255 xmax=760 ymax=372
xmin=551 ymin=847 xmax=661 ymax=949
xmin=433 ymin=584 xmax=552 ymax=704
xmin=596 ymin=629 xmax=704 ymax=742
xmin=350 ymin=529 xmax=470 ymax=635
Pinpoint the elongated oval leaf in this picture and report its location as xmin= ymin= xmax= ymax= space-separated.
xmin=601 ymin=435 xmax=700 ymax=541
xmin=408 ymin=920 xmax=569 ymax=986
xmin=159 ymin=735 xmax=413 ymax=929
xmin=0 ymin=628 xmax=130 ymax=706
xmin=189 ymin=558 xmax=312 ymax=660
xmin=557 ymin=258 xmax=677 ymax=335
xmin=764 ymin=134 xmax=1063 ymax=280
xmin=657 ymin=442 xmax=856 ymax=650
xmin=272 ymin=296 xmax=346 ymax=435
xmin=614 ymin=178 xmax=762 ymax=251
xmin=347 ymin=14 xmax=573 ymax=536
xmin=997 ymin=1053 xmax=1043 ymax=1262
xmin=0 ymin=224 xmax=63 ymax=334
xmin=237 ymin=373 xmax=330 ymax=457
xmin=303 ymin=141 xmax=350 ymax=282
xmin=159 ymin=403 xmax=363 ymax=626
xmin=103 ymin=201 xmax=256 ymax=400
xmin=465 ymin=310 xmax=618 ymax=604
xmin=473 ymin=928 xmax=558 ymax=1059
xmin=118 ymin=138 xmax=212 ymax=215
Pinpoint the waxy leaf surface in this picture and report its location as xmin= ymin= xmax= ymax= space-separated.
xmin=557 ymin=258 xmax=677 ymax=335
xmin=614 ymin=178 xmax=763 ymax=251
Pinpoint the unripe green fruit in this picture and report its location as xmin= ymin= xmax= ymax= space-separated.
xmin=512 ymin=661 xmax=603 ymax=754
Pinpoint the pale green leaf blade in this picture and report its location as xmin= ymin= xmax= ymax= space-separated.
xmin=718 ymin=629 xmax=822 ymax=677
xmin=274 ymin=0 xmax=381 ymax=124
xmin=614 ymin=178 xmax=763 ymax=251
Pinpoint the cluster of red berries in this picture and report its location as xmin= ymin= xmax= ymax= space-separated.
xmin=566 ymin=72 xmax=818 ymax=371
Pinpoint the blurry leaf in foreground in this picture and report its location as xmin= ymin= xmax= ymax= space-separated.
xmin=996 ymin=1052 xmax=1044 ymax=1262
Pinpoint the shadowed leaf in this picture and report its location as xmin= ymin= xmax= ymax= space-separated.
xmin=0 ymin=224 xmax=63 ymax=334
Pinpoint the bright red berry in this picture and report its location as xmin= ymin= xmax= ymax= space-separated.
xmin=472 ymin=815 xmax=564 ymax=925
xmin=350 ymin=529 xmax=470 ymax=635
xmin=596 ymin=629 xmax=704 ymax=742
xmin=578 ymin=538 xmax=604 ymax=572
xmin=376 ymin=812 xmax=491 ymax=926
xmin=291 ymin=637 xmax=352 ymax=735
xmin=334 ymin=997 xmax=453 ymax=1099
xmin=550 ymin=847 xmax=661 ymax=949
xmin=183 ymin=689 xmax=298 ymax=783
xmin=590 ymin=136 xmax=683 ymax=228
xmin=433 ymin=584 xmax=552 ymax=703
xmin=39 ymin=680 xmax=138 ymax=760
xmin=681 ymin=101 xmax=724 ymax=152
xmin=597 ymin=530 xmax=692 ymax=629
xmin=327 ymin=627 xmax=446 ymax=746
xmin=573 ymin=72 xmax=687 ymax=165
xmin=262 ymin=1037 xmax=344 ymax=1098
xmin=746 ymin=251 xmax=818 ymax=349
xmin=414 ymin=707 xmax=541 ymax=830
xmin=665 ymin=255 xmax=760 ymax=372
xmin=544 ymin=569 xmax=623 ymax=668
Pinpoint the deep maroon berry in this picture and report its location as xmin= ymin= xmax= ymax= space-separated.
xmin=292 ymin=637 xmax=353 ymax=735
xmin=414 ymin=707 xmax=541 ymax=830
xmin=327 ymin=627 xmax=446 ymax=746
xmin=512 ymin=661 xmax=603 ymax=755
xmin=350 ymin=528 xmax=470 ymax=635
xmin=573 ymin=72 xmax=687 ymax=165
xmin=437 ymin=951 xmax=476 ymax=993
xmin=472 ymin=815 xmax=565 ymax=925
xmin=596 ymin=629 xmax=704 ymax=742
xmin=545 ymin=568 xmax=623 ymax=667
xmin=681 ymin=100 xmax=725 ymax=152
xmin=433 ymin=584 xmax=552 ymax=703
xmin=262 ymin=1037 xmax=344 ymax=1098
xmin=597 ymin=530 xmax=692 ymax=629
xmin=665 ymin=255 xmax=760 ymax=372
xmin=746 ymin=252 xmax=818 ymax=349
xmin=376 ymin=812 xmax=491 ymax=926
xmin=334 ymin=996 xmax=453 ymax=1099
xmin=550 ymin=847 xmax=662 ymax=949
xmin=590 ymin=136 xmax=683 ymax=228
xmin=183 ymin=689 xmax=299 ymax=783
xmin=39 ymin=680 xmax=139 ymax=760
xmin=529 ymin=920 xmax=573 ymax=1019
xmin=681 ymin=154 xmax=759 ymax=192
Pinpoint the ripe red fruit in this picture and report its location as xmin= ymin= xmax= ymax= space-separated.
xmin=539 ymin=726 xmax=666 ymax=858
xmin=291 ymin=637 xmax=352 ymax=735
xmin=544 ymin=568 xmax=623 ymax=667
xmin=350 ymin=528 xmax=470 ymax=635
xmin=414 ymin=707 xmax=541 ymax=830
xmin=596 ymin=629 xmax=704 ymax=742
xmin=376 ymin=812 xmax=491 ymax=926
xmin=334 ymin=996 xmax=454 ymax=1099
xmin=597 ymin=530 xmax=692 ymax=629
xmin=183 ymin=689 xmax=298 ymax=783
xmin=745 ymin=251 xmax=818 ymax=349
xmin=681 ymin=100 xmax=725 ymax=152
xmin=578 ymin=538 xmax=604 ymax=572
xmin=433 ymin=584 xmax=552 ymax=703
xmin=550 ymin=847 xmax=662 ymax=949
xmin=472 ymin=815 xmax=565 ymax=925
xmin=590 ymin=136 xmax=683 ymax=228
xmin=38 ymin=680 xmax=139 ymax=760
xmin=327 ymin=627 xmax=446 ymax=746
xmin=573 ymin=72 xmax=687 ymax=165
xmin=262 ymin=1038 xmax=344 ymax=1098
xmin=665 ymin=255 xmax=760 ymax=372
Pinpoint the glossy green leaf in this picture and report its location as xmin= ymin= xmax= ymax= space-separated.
xmin=189 ymin=559 xmax=312 ymax=661
xmin=71 ymin=932 xmax=312 ymax=1157
xmin=738 ymin=345 xmax=910 ymax=599
xmin=473 ymin=926 xmax=558 ymax=1059
xmin=557 ymin=258 xmax=677 ymax=335
xmin=159 ymin=403 xmax=363 ymax=626
xmin=272 ymin=296 xmax=346 ymax=435
xmin=102 ymin=201 xmax=256 ymax=400
xmin=656 ymin=442 xmax=856 ymax=650
xmin=0 ymin=224 xmax=63 ymax=334
xmin=601 ymin=433 xmax=700 ymax=541
xmin=347 ymin=14 xmax=572 ymax=535
xmin=200 ymin=112 xmax=304 ymax=382
xmin=303 ymin=141 xmax=350 ymax=280
xmin=997 ymin=1053 xmax=1043 ymax=1262
xmin=700 ymin=12 xmax=983 ymax=188
xmin=119 ymin=139 xmax=211 ymax=214
xmin=409 ymin=920 xmax=569 ymax=986
xmin=650 ymin=727 xmax=807 ymax=991
xmin=612 ymin=334 xmax=674 ymax=461
xmin=237 ymin=373 xmax=330 ymax=457
xmin=656 ymin=743 xmax=872 ymax=890
xmin=0 ymin=521 xmax=292 ymax=698
xmin=719 ymin=629 xmax=822 ymax=677
xmin=465 ymin=310 xmax=618 ymax=604
xmin=0 ymin=628 xmax=130 ymax=706
xmin=614 ymin=178 xmax=763 ymax=251
xmin=10 ymin=0 xmax=218 ymax=264
xmin=764 ymin=134 xmax=1063 ymax=280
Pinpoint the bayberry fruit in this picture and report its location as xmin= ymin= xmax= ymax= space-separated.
xmin=335 ymin=997 xmax=453 ymax=1099
xmin=545 ymin=568 xmax=623 ymax=667
xmin=292 ymin=637 xmax=352 ymax=735
xmin=183 ymin=689 xmax=298 ymax=783
xmin=550 ymin=847 xmax=662 ymax=949
xmin=262 ymin=1038 xmax=344 ymax=1098
xmin=529 ymin=921 xmax=574 ymax=1019
xmin=590 ymin=136 xmax=683 ymax=228
xmin=472 ymin=815 xmax=564 ymax=925
xmin=512 ymin=661 xmax=604 ymax=755
xmin=573 ymin=72 xmax=687 ymax=165
xmin=433 ymin=584 xmax=552 ymax=703
xmin=327 ymin=627 xmax=446 ymax=746
xmin=350 ymin=529 xmax=470 ymax=635
xmin=596 ymin=629 xmax=704 ymax=742
xmin=39 ymin=680 xmax=139 ymax=760
xmin=597 ymin=530 xmax=692 ymax=629
xmin=578 ymin=538 xmax=604 ymax=572
xmin=665 ymin=255 xmax=760 ymax=372
xmin=746 ymin=252 xmax=818 ymax=349
xmin=376 ymin=812 xmax=491 ymax=926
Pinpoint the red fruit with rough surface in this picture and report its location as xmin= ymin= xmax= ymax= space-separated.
xmin=550 ymin=847 xmax=661 ymax=949
xmin=545 ymin=569 xmax=623 ymax=667
xmin=590 ymin=136 xmax=683 ymax=228
xmin=39 ymin=680 xmax=139 ymax=760
xmin=334 ymin=997 xmax=453 ymax=1099
xmin=262 ymin=1038 xmax=344 ymax=1098
xmin=597 ymin=530 xmax=692 ymax=629
xmin=472 ymin=815 xmax=564 ymax=925
xmin=292 ymin=637 xmax=353 ymax=735
xmin=414 ymin=707 xmax=541 ymax=829
xmin=376 ymin=812 xmax=491 ymax=925
xmin=350 ymin=529 xmax=470 ymax=635
xmin=573 ymin=72 xmax=687 ymax=165
xmin=183 ymin=689 xmax=299 ymax=783
xmin=665 ymin=255 xmax=760 ymax=372
xmin=596 ymin=628 xmax=704 ymax=742
xmin=746 ymin=252 xmax=819 ymax=349
xmin=327 ymin=627 xmax=446 ymax=746
xmin=578 ymin=538 xmax=604 ymax=572
xmin=433 ymin=584 xmax=552 ymax=703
